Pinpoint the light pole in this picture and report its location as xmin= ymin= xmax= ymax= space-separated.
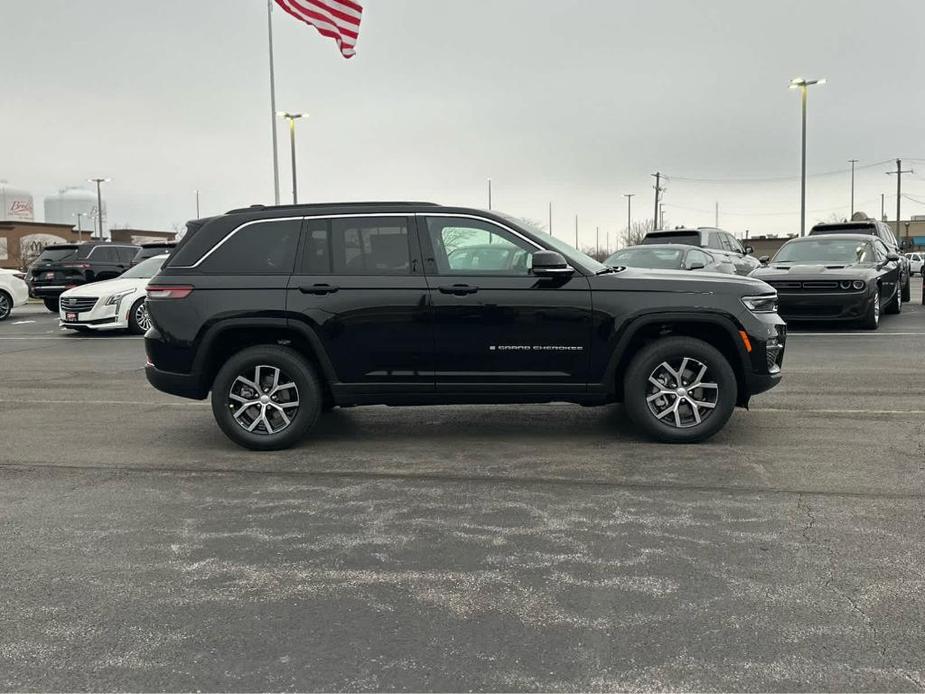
xmin=277 ymin=112 xmax=307 ymax=204
xmin=74 ymin=212 xmax=88 ymax=241
xmin=789 ymin=77 xmax=825 ymax=236
xmin=548 ymin=201 xmax=553 ymax=236
xmin=624 ymin=193 xmax=634 ymax=241
xmin=487 ymin=178 xmax=492 ymax=210
xmin=195 ymin=189 xmax=201 ymax=218
xmin=88 ymin=178 xmax=110 ymax=239
xmin=848 ymin=159 xmax=858 ymax=216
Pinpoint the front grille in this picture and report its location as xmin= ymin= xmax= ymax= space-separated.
xmin=802 ymin=280 xmax=838 ymax=291
xmin=60 ymin=296 xmax=98 ymax=312
xmin=785 ymin=304 xmax=842 ymax=316
xmin=768 ymin=281 xmax=802 ymax=291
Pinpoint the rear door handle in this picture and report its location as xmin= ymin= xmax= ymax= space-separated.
xmin=438 ymin=284 xmax=478 ymax=295
xmin=299 ymin=283 xmax=339 ymax=295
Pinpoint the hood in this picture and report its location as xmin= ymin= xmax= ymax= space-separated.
xmin=598 ymin=267 xmax=774 ymax=295
xmin=61 ymin=276 xmax=147 ymax=298
xmin=752 ymin=262 xmax=878 ymax=280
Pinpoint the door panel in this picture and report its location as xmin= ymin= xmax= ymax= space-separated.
xmin=286 ymin=216 xmax=433 ymax=385
xmin=420 ymin=215 xmax=592 ymax=387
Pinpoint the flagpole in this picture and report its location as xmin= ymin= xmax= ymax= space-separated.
xmin=267 ymin=0 xmax=281 ymax=205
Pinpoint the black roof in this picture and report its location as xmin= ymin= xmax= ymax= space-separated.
xmin=225 ymin=201 xmax=440 ymax=215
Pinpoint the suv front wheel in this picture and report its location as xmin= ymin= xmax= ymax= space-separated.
xmin=623 ymin=336 xmax=737 ymax=443
xmin=211 ymin=345 xmax=322 ymax=451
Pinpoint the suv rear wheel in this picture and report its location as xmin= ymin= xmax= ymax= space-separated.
xmin=901 ymin=274 xmax=911 ymax=302
xmin=210 ymin=345 xmax=322 ymax=451
xmin=623 ymin=336 xmax=737 ymax=443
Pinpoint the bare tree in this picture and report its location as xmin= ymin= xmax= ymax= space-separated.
xmin=622 ymin=218 xmax=655 ymax=248
xmin=580 ymin=246 xmax=612 ymax=262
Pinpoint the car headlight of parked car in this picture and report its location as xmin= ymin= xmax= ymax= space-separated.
xmin=105 ymin=290 xmax=135 ymax=312
xmin=741 ymin=294 xmax=778 ymax=313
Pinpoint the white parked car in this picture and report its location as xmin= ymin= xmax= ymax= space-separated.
xmin=0 ymin=268 xmax=30 ymax=321
xmin=906 ymin=252 xmax=923 ymax=275
xmin=58 ymin=254 xmax=167 ymax=334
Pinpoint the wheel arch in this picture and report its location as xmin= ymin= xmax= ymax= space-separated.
xmin=604 ymin=312 xmax=751 ymax=406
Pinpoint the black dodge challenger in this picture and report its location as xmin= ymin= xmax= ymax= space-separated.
xmin=752 ymin=233 xmax=903 ymax=329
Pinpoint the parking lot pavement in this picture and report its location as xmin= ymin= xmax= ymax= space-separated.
xmin=1 ymin=283 xmax=924 ymax=691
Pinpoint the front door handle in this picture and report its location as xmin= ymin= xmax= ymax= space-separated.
xmin=299 ymin=283 xmax=339 ymax=295
xmin=438 ymin=284 xmax=478 ymax=296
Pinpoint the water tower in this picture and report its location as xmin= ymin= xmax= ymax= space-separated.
xmin=0 ymin=181 xmax=35 ymax=221
xmin=44 ymin=186 xmax=107 ymax=238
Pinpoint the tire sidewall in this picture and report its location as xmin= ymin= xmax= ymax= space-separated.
xmin=210 ymin=345 xmax=321 ymax=451
xmin=624 ymin=336 xmax=737 ymax=443
xmin=128 ymin=297 xmax=147 ymax=335
xmin=43 ymin=297 xmax=59 ymax=313
xmin=0 ymin=290 xmax=11 ymax=321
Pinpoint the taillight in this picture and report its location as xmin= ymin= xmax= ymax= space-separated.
xmin=146 ymin=285 xmax=193 ymax=299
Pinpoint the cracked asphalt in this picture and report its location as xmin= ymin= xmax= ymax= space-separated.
xmin=1 ymin=280 xmax=924 ymax=692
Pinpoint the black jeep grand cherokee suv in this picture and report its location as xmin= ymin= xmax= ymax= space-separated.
xmin=145 ymin=202 xmax=785 ymax=450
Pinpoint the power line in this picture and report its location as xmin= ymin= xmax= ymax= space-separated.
xmin=665 ymin=197 xmax=882 ymax=218
xmin=667 ymin=159 xmax=893 ymax=184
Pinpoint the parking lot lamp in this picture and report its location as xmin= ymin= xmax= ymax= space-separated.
xmin=277 ymin=112 xmax=307 ymax=204
xmin=789 ymin=78 xmax=825 ymax=236
xmin=87 ymin=178 xmax=110 ymax=240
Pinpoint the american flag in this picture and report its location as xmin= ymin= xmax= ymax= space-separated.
xmin=274 ymin=0 xmax=363 ymax=59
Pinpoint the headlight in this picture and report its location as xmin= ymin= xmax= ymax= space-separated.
xmin=741 ymin=294 xmax=778 ymax=313
xmin=851 ymin=280 xmax=866 ymax=290
xmin=105 ymin=289 xmax=134 ymax=311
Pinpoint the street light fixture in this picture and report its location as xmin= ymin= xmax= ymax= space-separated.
xmin=277 ymin=112 xmax=307 ymax=204
xmin=87 ymin=177 xmax=111 ymax=239
xmin=789 ymin=77 xmax=825 ymax=236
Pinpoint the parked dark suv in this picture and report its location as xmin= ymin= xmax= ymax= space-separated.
xmin=29 ymin=242 xmax=139 ymax=311
xmin=131 ymin=241 xmax=176 ymax=266
xmin=145 ymin=203 xmax=786 ymax=450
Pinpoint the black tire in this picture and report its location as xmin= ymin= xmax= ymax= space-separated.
xmin=127 ymin=298 xmax=149 ymax=335
xmin=623 ymin=336 xmax=737 ymax=444
xmin=901 ymin=274 xmax=911 ymax=302
xmin=861 ymin=290 xmax=880 ymax=329
xmin=0 ymin=290 xmax=11 ymax=321
xmin=885 ymin=285 xmax=902 ymax=315
xmin=210 ymin=345 xmax=322 ymax=451
xmin=43 ymin=297 xmax=59 ymax=313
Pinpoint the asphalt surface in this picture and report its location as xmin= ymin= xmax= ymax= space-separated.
xmin=1 ymin=279 xmax=924 ymax=692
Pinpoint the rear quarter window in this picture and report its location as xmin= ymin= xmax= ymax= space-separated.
xmin=199 ymin=219 xmax=300 ymax=274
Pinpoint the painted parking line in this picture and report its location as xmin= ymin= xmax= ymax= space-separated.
xmin=0 ymin=336 xmax=142 ymax=340
xmin=788 ymin=332 xmax=925 ymax=337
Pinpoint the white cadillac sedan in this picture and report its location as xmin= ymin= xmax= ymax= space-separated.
xmin=59 ymin=254 xmax=167 ymax=334
xmin=0 ymin=268 xmax=30 ymax=321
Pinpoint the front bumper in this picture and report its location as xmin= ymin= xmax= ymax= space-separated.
xmin=59 ymin=298 xmax=129 ymax=331
xmin=777 ymin=290 xmax=873 ymax=322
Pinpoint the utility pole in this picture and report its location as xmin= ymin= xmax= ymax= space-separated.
xmin=548 ymin=201 xmax=553 ymax=236
xmin=574 ymin=214 xmax=579 ymax=248
xmin=596 ymin=226 xmax=600 ymax=256
xmin=714 ymin=201 xmax=719 ymax=227
xmin=487 ymin=178 xmax=492 ymax=210
xmin=848 ymin=159 xmax=858 ymax=216
xmin=659 ymin=203 xmax=666 ymax=229
xmin=887 ymin=158 xmax=913 ymax=245
xmin=606 ymin=231 xmax=610 ymax=255
xmin=195 ymin=189 xmax=200 ymax=218
xmin=88 ymin=177 xmax=109 ymax=240
xmin=651 ymin=172 xmax=662 ymax=229
xmin=881 ymin=193 xmax=886 ymax=221
xmin=267 ymin=0 xmax=280 ymax=205
xmin=624 ymin=193 xmax=634 ymax=241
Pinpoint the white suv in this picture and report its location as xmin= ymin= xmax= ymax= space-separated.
xmin=58 ymin=254 xmax=167 ymax=334
xmin=906 ymin=252 xmax=923 ymax=275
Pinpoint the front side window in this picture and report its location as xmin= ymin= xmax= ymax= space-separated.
xmin=298 ymin=217 xmax=411 ymax=275
xmin=424 ymin=217 xmax=534 ymax=275
xmin=200 ymin=219 xmax=300 ymax=274
xmin=686 ymin=249 xmax=711 ymax=268
xmin=707 ymin=233 xmax=726 ymax=250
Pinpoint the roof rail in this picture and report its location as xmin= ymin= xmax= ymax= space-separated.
xmin=224 ymin=201 xmax=440 ymax=214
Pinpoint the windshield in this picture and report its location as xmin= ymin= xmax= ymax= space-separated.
xmin=773 ymin=238 xmax=877 ymax=264
xmin=35 ymin=247 xmax=78 ymax=263
xmin=641 ymin=232 xmax=701 ymax=246
xmin=496 ymin=212 xmax=608 ymax=273
xmin=120 ymin=254 xmax=167 ymax=279
xmin=607 ymin=247 xmax=684 ymax=269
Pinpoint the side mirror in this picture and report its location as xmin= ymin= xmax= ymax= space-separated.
xmin=686 ymin=261 xmax=706 ymax=271
xmin=758 ymin=255 xmax=770 ymax=265
xmin=531 ymin=250 xmax=573 ymax=277
xmin=886 ymin=252 xmax=901 ymax=262
xmin=744 ymin=246 xmax=754 ymax=255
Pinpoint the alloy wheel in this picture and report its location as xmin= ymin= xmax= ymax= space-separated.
xmin=135 ymin=302 xmax=151 ymax=332
xmin=645 ymin=357 xmax=719 ymax=429
xmin=0 ymin=293 xmax=9 ymax=320
xmin=227 ymin=364 xmax=300 ymax=435
xmin=874 ymin=291 xmax=880 ymax=325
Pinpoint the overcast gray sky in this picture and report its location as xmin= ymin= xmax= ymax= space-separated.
xmin=3 ymin=0 xmax=925 ymax=246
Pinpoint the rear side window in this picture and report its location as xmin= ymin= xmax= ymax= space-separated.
xmin=200 ymin=219 xmax=300 ymax=274
xmin=91 ymin=247 xmax=117 ymax=262
xmin=36 ymin=247 xmax=78 ymax=262
xmin=298 ymin=217 xmax=411 ymax=275
xmin=707 ymin=233 xmax=726 ymax=250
